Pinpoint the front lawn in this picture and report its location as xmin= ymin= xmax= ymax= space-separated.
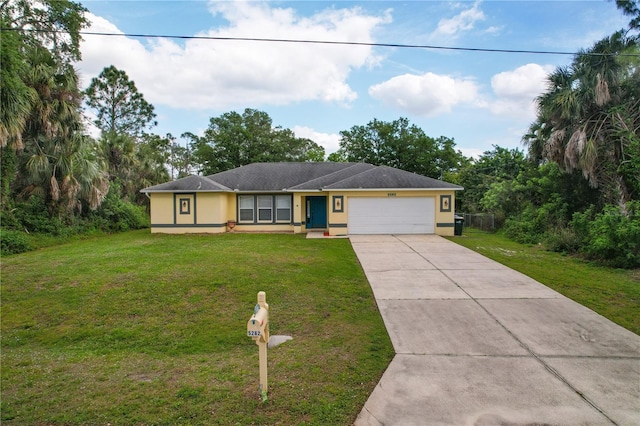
xmin=448 ymin=229 xmax=640 ymax=335
xmin=1 ymin=231 xmax=394 ymax=425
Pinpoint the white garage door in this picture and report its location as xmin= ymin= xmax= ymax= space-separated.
xmin=348 ymin=197 xmax=435 ymax=234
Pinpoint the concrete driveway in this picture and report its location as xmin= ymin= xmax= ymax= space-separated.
xmin=351 ymin=235 xmax=640 ymax=426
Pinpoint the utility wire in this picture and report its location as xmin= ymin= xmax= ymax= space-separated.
xmin=4 ymin=27 xmax=640 ymax=57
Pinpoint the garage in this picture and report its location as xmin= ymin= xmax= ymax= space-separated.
xmin=348 ymin=197 xmax=435 ymax=234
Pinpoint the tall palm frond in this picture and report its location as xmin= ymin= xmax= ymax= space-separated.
xmin=0 ymin=15 xmax=37 ymax=149
xmin=525 ymin=31 xmax=640 ymax=211
xmin=14 ymin=46 xmax=108 ymax=215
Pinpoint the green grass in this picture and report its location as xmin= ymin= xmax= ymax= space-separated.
xmin=447 ymin=228 xmax=640 ymax=335
xmin=1 ymin=231 xmax=394 ymax=425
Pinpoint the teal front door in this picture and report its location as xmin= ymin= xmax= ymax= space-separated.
xmin=307 ymin=197 xmax=327 ymax=229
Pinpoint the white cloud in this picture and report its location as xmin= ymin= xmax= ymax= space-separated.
xmin=484 ymin=25 xmax=503 ymax=35
xmin=368 ymin=72 xmax=481 ymax=117
xmin=292 ymin=126 xmax=341 ymax=154
xmin=430 ymin=1 xmax=485 ymax=41
xmin=459 ymin=147 xmax=484 ymax=159
xmin=77 ymin=14 xmax=129 ymax=83
xmin=489 ymin=63 xmax=554 ymax=119
xmin=78 ymin=2 xmax=392 ymax=110
xmin=366 ymin=63 xmax=552 ymax=135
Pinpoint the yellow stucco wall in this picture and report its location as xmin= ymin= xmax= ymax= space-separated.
xmin=149 ymin=193 xmax=174 ymax=225
xmin=293 ymin=193 xmax=304 ymax=233
xmin=149 ymin=192 xmax=228 ymax=234
xmin=226 ymin=194 xmax=237 ymax=221
xmin=196 ymin=193 xmax=228 ymax=225
xmin=149 ymin=190 xmax=458 ymax=236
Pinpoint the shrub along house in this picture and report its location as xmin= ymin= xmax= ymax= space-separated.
xmin=141 ymin=162 xmax=463 ymax=236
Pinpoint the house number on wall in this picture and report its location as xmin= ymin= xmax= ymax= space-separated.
xmin=387 ymin=193 xmax=396 ymax=197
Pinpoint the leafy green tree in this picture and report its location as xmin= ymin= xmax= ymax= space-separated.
xmin=83 ymin=66 xmax=163 ymax=205
xmin=96 ymin=132 xmax=171 ymax=204
xmin=183 ymin=134 xmax=206 ymax=173
xmin=327 ymin=151 xmax=346 ymax=162
xmin=1 ymin=0 xmax=87 ymax=206
xmin=524 ymin=32 xmax=640 ymax=212
xmin=273 ymin=128 xmax=326 ymax=163
xmin=0 ymin=0 xmax=88 ymax=66
xmin=457 ymin=146 xmax=531 ymax=215
xmin=0 ymin=14 xmax=35 ymax=206
xmin=190 ymin=109 xmax=325 ymax=175
xmin=457 ymin=145 xmax=600 ymax=240
xmin=0 ymin=0 xmax=108 ymax=217
xmin=570 ymin=201 xmax=640 ymax=268
xmin=136 ymin=133 xmax=173 ymax=187
xmin=0 ymin=145 xmax=18 ymax=213
xmin=511 ymin=2 xmax=640 ymax=265
xmin=483 ymin=162 xmax=599 ymax=232
xmin=170 ymin=143 xmax=194 ymax=179
xmin=84 ymin=65 xmax=157 ymax=137
xmin=337 ymin=117 xmax=467 ymax=179
xmin=99 ymin=132 xmax=136 ymax=181
xmin=337 ymin=118 xmax=397 ymax=166
xmin=21 ymin=47 xmax=81 ymax=141
xmin=0 ymin=14 xmax=36 ymax=150
xmin=18 ymin=133 xmax=108 ymax=214
xmin=139 ymin=133 xmax=171 ymax=175
xmin=435 ymin=136 xmax=472 ymax=180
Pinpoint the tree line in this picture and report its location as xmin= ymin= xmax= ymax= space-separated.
xmin=456 ymin=1 xmax=640 ymax=268
xmin=1 ymin=0 xmax=638 ymax=267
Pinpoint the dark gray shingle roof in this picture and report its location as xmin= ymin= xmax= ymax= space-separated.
xmin=141 ymin=175 xmax=230 ymax=192
xmin=288 ymin=163 xmax=376 ymax=190
xmin=205 ymin=162 xmax=358 ymax=191
xmin=325 ymin=165 xmax=462 ymax=190
xmin=141 ymin=162 xmax=463 ymax=193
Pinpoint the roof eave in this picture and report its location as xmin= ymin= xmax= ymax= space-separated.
xmin=142 ymin=187 xmax=463 ymax=193
xmin=322 ymin=187 xmax=463 ymax=191
xmin=233 ymin=189 xmax=292 ymax=193
xmin=140 ymin=189 xmax=231 ymax=193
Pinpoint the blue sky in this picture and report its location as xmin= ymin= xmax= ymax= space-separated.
xmin=77 ymin=1 xmax=628 ymax=158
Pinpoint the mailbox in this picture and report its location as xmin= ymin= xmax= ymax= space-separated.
xmin=247 ymin=291 xmax=269 ymax=401
xmin=247 ymin=305 xmax=269 ymax=341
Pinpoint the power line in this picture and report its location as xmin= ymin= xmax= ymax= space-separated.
xmin=79 ymin=30 xmax=578 ymax=55
xmin=4 ymin=27 xmax=640 ymax=57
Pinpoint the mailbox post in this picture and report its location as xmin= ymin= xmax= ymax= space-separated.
xmin=247 ymin=291 xmax=269 ymax=401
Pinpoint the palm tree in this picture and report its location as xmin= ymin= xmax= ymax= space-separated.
xmin=0 ymin=15 xmax=37 ymax=150
xmin=0 ymin=15 xmax=38 ymax=207
xmin=21 ymin=47 xmax=80 ymax=140
xmin=19 ymin=133 xmax=108 ymax=214
xmin=15 ymin=47 xmax=108 ymax=216
xmin=99 ymin=132 xmax=137 ymax=181
xmin=524 ymin=32 xmax=639 ymax=212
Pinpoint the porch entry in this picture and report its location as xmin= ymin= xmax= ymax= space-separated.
xmin=306 ymin=196 xmax=327 ymax=229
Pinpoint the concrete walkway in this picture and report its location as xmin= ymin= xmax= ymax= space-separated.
xmin=351 ymin=235 xmax=640 ymax=426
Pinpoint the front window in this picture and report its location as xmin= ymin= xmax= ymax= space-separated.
xmin=237 ymin=194 xmax=292 ymax=224
xmin=276 ymin=195 xmax=291 ymax=222
xmin=239 ymin=195 xmax=254 ymax=222
xmin=257 ymin=196 xmax=273 ymax=222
